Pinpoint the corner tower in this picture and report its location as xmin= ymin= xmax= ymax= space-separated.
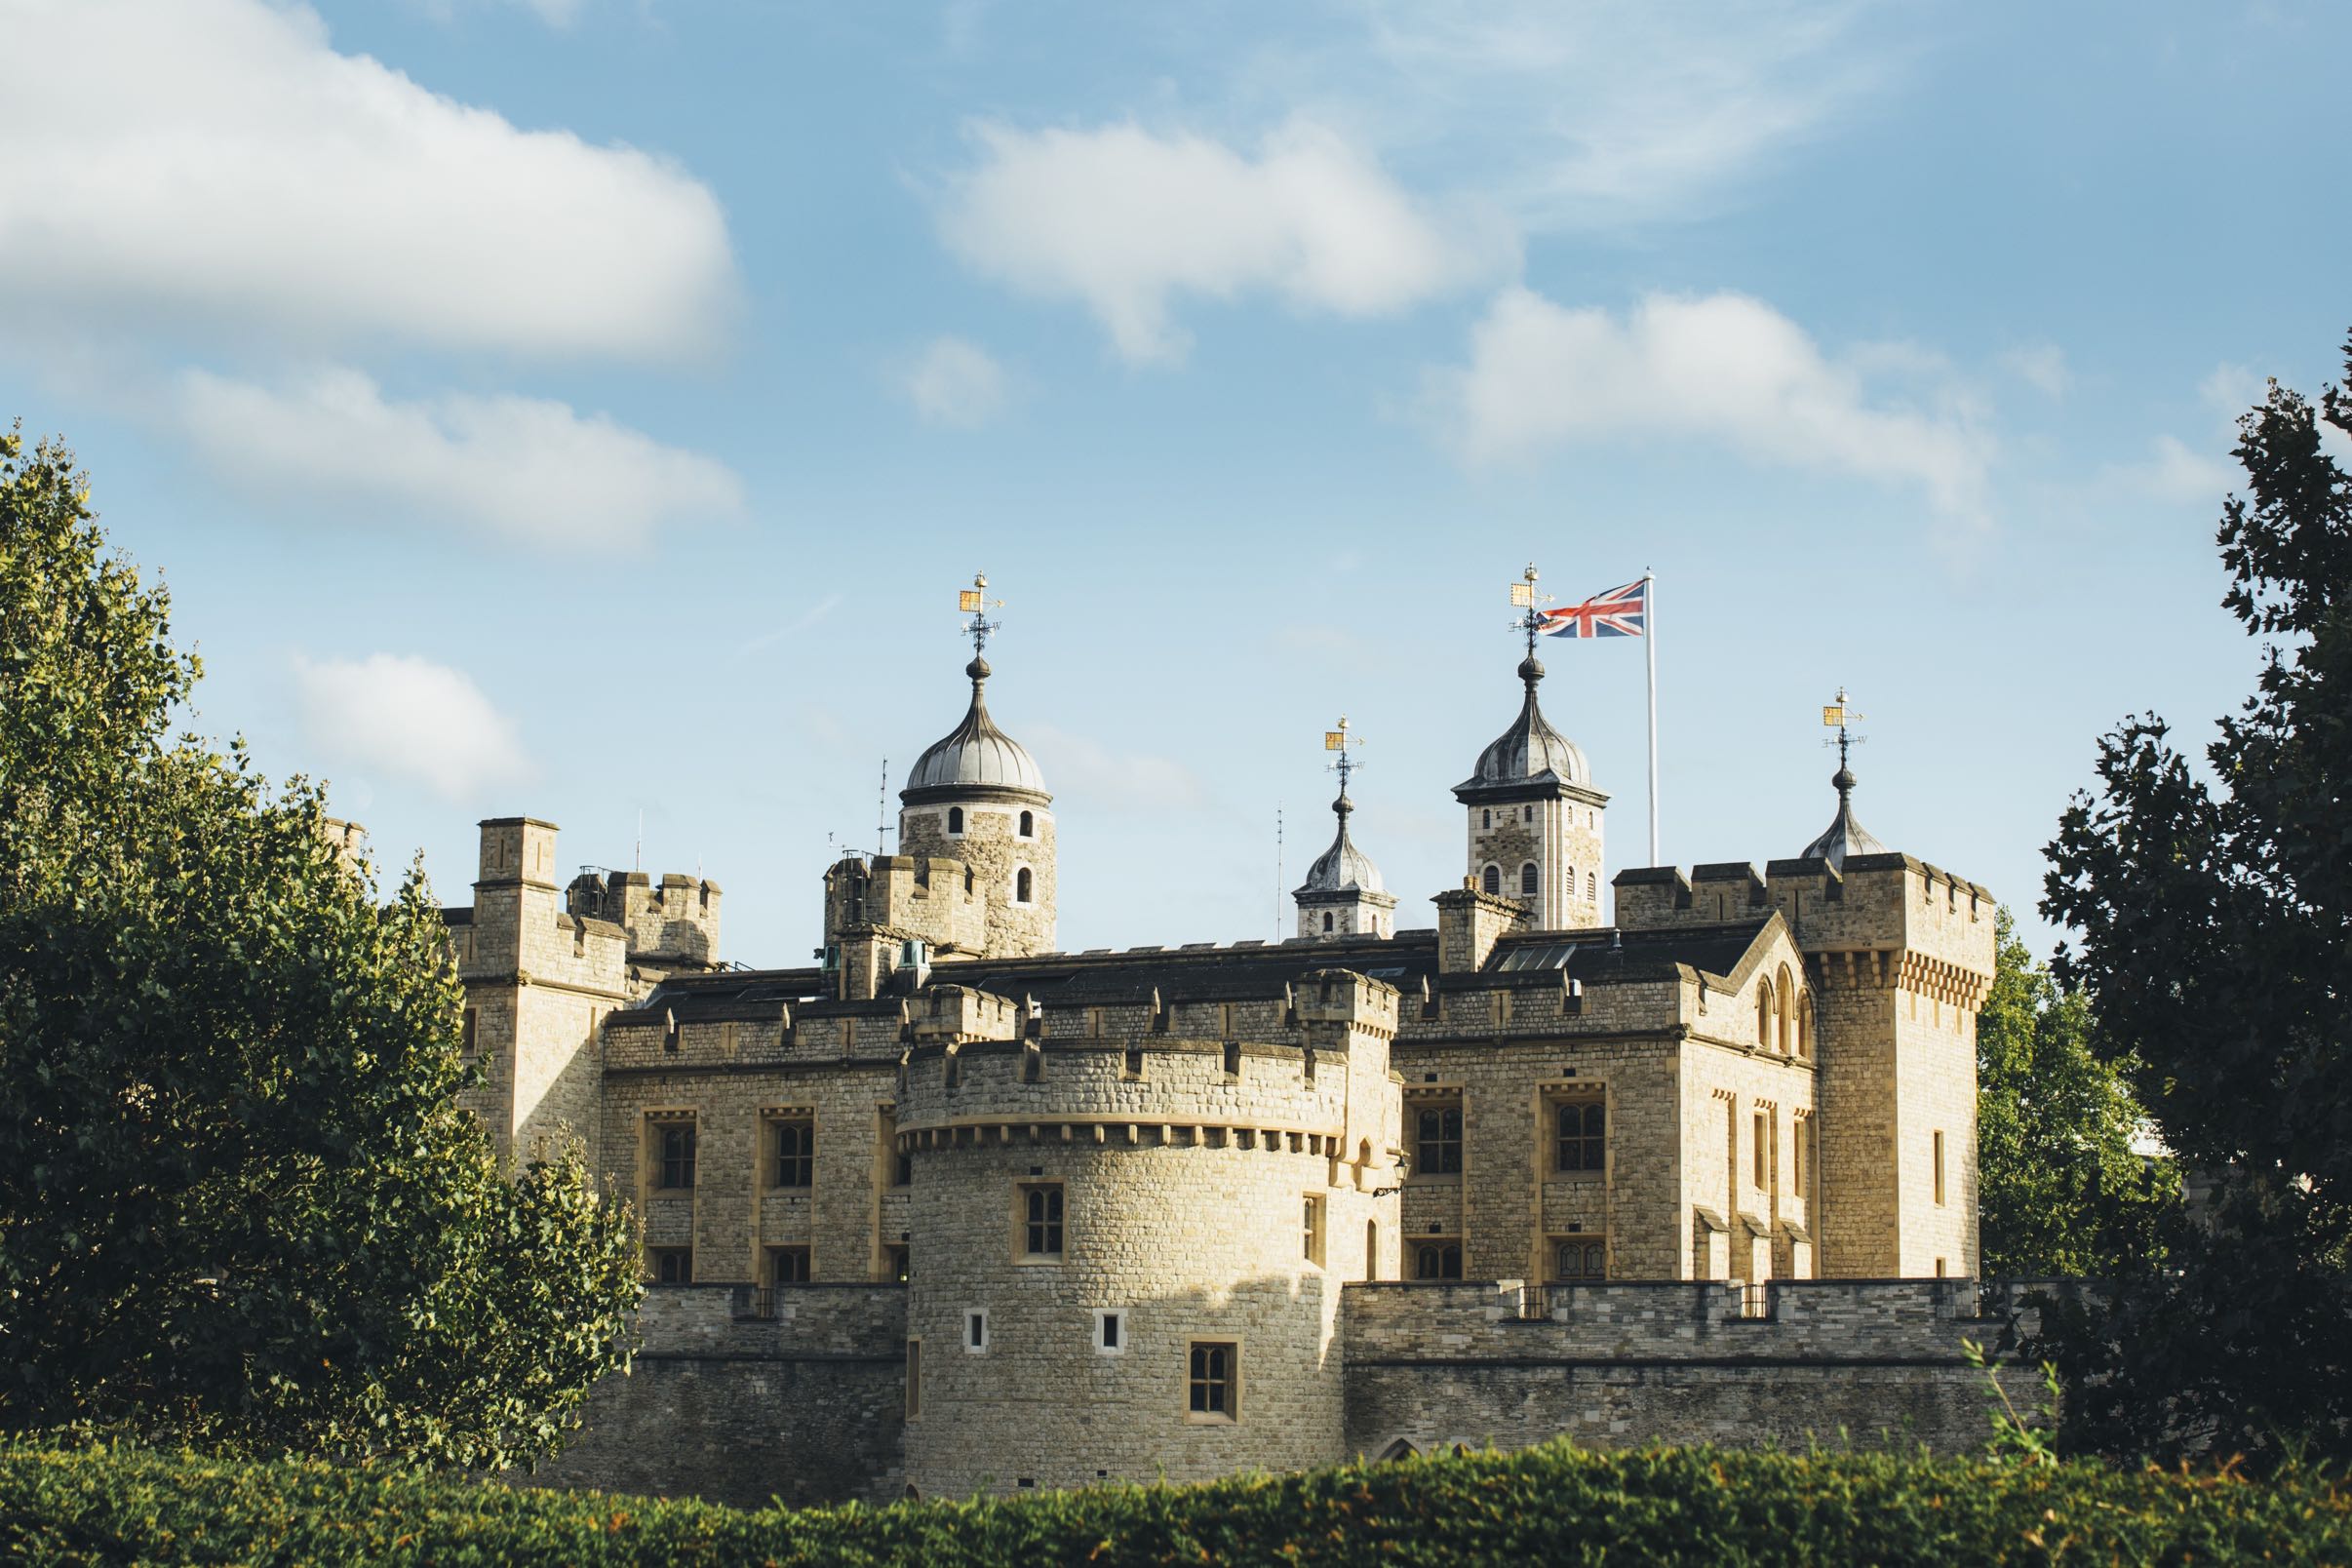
xmin=1294 ymin=718 xmax=1398 ymax=940
xmin=1453 ymin=635 xmax=1609 ymax=930
xmin=894 ymin=575 xmax=1056 ymax=958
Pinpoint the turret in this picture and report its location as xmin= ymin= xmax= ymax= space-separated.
xmin=1293 ymin=718 xmax=1398 ymax=940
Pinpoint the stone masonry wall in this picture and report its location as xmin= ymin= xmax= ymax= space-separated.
xmin=899 ymin=801 xmax=1055 ymax=958
xmin=1343 ymin=1278 xmax=2042 ymax=1460
xmin=530 ymin=1283 xmax=907 ymax=1509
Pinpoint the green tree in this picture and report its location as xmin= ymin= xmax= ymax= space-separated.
xmin=0 ymin=427 xmax=641 ymax=1469
xmin=2038 ymin=337 xmax=2352 ymax=1463
xmin=1975 ymin=908 xmax=2176 ymax=1277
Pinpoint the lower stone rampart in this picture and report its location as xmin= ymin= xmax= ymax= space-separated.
xmin=529 ymin=1284 xmax=908 ymax=1509
xmin=1343 ymin=1278 xmax=2053 ymax=1460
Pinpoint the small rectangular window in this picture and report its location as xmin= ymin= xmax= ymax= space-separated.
xmin=1793 ymin=1117 xmax=1812 ymax=1196
xmin=1123 ymin=1046 xmax=1145 ymax=1078
xmin=1753 ymin=1112 xmax=1768 ymax=1188
xmin=653 ymin=1122 xmax=695 ymax=1191
xmin=1218 ymin=1002 xmax=1235 ymax=1038
xmin=1222 ymin=1041 xmax=1241 ymax=1078
xmin=648 ymin=1246 xmax=691 ymax=1284
xmin=1087 ymin=1006 xmax=1107 ymax=1037
xmin=1933 ymin=1129 xmax=1946 ymax=1205
xmin=771 ymin=1117 xmax=814 ymax=1188
xmin=885 ymin=1244 xmax=910 ymax=1282
xmin=905 ymin=1338 xmax=921 ymax=1420
xmin=1188 ymin=1341 xmax=1237 ymax=1422
xmin=1019 ymin=1182 xmax=1065 ymax=1258
xmin=1414 ymin=1102 xmax=1463 ymax=1176
xmin=768 ymin=1245 xmax=810 ymax=1286
xmin=965 ymin=1310 xmax=988 ymax=1352
xmin=1095 ymin=1309 xmax=1125 ymax=1354
xmin=461 ymin=1006 xmax=478 ymax=1055
xmin=1553 ymin=1099 xmax=1605 ymax=1174
xmin=1302 ymin=1195 xmax=1325 ymax=1266
xmin=894 ymin=1148 xmax=914 ymax=1187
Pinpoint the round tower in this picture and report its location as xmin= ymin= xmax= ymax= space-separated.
xmin=893 ymin=973 xmax=1403 ymax=1495
xmin=896 ymin=578 xmax=1055 ymax=958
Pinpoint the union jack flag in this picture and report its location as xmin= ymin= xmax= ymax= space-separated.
xmin=1540 ymin=578 xmax=1649 ymax=639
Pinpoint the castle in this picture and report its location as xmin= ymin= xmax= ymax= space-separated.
xmin=445 ymin=584 xmax=2015 ymax=1507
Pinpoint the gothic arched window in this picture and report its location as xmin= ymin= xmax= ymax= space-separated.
xmin=947 ymin=805 xmax=964 ymax=835
xmin=1777 ymin=964 xmax=1795 ymax=1052
xmin=1321 ymin=911 xmax=1334 ymax=933
xmin=1757 ymin=981 xmax=1775 ymax=1047
xmin=1015 ymin=867 xmax=1034 ymax=904
xmin=1481 ymin=864 xmax=1502 ymax=896
xmin=1519 ymin=862 xmax=1539 ymax=897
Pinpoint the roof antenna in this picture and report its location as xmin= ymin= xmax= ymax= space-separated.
xmin=877 ymin=759 xmax=891 ymax=856
xmin=635 ymin=808 xmax=643 ymax=874
xmin=1274 ymin=803 xmax=1283 ymax=941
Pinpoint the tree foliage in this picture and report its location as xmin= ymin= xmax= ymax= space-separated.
xmin=2038 ymin=336 xmax=2352 ymax=1462
xmin=0 ymin=426 xmax=641 ymax=1469
xmin=1975 ymin=908 xmax=2176 ymax=1278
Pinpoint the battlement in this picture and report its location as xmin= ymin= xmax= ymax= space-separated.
xmin=906 ymin=983 xmax=1023 ymax=1044
xmin=568 ymin=869 xmax=723 ymax=966
xmin=1614 ymin=856 xmax=1993 ymax=984
xmin=1293 ymin=968 xmax=1402 ymax=1033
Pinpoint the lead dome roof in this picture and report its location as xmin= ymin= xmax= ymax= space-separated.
xmin=1295 ymin=794 xmax=1385 ymax=897
xmin=1454 ymin=656 xmax=1591 ymax=796
xmin=902 ymin=655 xmax=1050 ymax=801
xmin=1798 ymin=766 xmax=1887 ymax=871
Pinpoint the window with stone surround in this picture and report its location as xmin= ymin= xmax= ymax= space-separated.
xmin=1934 ymin=1130 xmax=1946 ymax=1205
xmin=1412 ymin=1100 xmax=1462 ymax=1177
xmin=1187 ymin=1341 xmax=1237 ymax=1422
xmin=1482 ymin=863 xmax=1502 ymax=895
xmin=1753 ymin=1111 xmax=1769 ymax=1187
xmin=1018 ymin=809 xmax=1035 ymax=838
xmin=1094 ymin=1308 xmax=1126 ymax=1353
xmin=461 ymin=1006 xmax=477 ymax=1055
xmin=1014 ymin=866 xmax=1034 ymax=903
xmin=1414 ymin=1239 xmax=1464 ymax=1279
xmin=947 ymin=806 xmax=964 ymax=836
xmin=1777 ymin=964 xmax=1795 ymax=1052
xmin=1322 ymin=911 xmax=1334 ymax=932
xmin=1797 ymin=992 xmax=1814 ymax=1058
xmin=1551 ymin=1235 xmax=1606 ymax=1281
xmin=768 ymin=1245 xmax=810 ymax=1286
xmin=1587 ymin=872 xmax=1596 ymax=901
xmin=1018 ymin=1181 xmax=1065 ymax=1259
xmin=648 ymin=1246 xmax=691 ymax=1284
xmin=894 ymin=1147 xmax=914 ymax=1186
xmin=885 ymin=1244 xmax=910 ymax=1282
xmin=1481 ymin=808 xmax=1492 ymax=829
xmin=1520 ymin=862 xmax=1539 ymax=897
xmin=965 ymin=1309 xmax=988 ymax=1352
xmin=650 ymin=1119 xmax=696 ymax=1192
xmin=1303 ymin=1195 xmax=1325 ymax=1266
xmin=1756 ymin=981 xmax=1774 ymax=1047
xmin=1794 ymin=1114 xmax=1814 ymax=1198
xmin=770 ymin=1115 xmax=814 ymax=1188
xmin=1553 ymin=1098 xmax=1605 ymax=1173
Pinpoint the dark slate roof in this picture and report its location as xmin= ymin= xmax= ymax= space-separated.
xmin=903 ymin=655 xmax=1048 ymax=801
xmin=1798 ymin=766 xmax=1889 ymax=872
xmin=1454 ymin=656 xmax=1591 ymax=798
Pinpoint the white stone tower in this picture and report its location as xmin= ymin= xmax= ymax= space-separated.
xmin=1293 ymin=719 xmax=1397 ymax=940
xmin=893 ymin=575 xmax=1056 ymax=959
xmin=1453 ymin=648 xmax=1610 ymax=930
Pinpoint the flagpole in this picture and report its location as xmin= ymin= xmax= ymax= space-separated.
xmin=1644 ymin=568 xmax=1660 ymax=867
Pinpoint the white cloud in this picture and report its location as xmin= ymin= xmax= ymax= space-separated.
xmin=173 ymin=367 xmax=744 ymax=550
xmin=1305 ymin=0 xmax=1900 ymax=228
xmin=292 ymin=653 xmax=532 ymax=803
xmin=904 ymin=337 xmax=1011 ymax=427
xmin=1027 ymin=723 xmax=1210 ymax=813
xmin=937 ymin=117 xmax=1509 ymax=364
xmin=1428 ymin=288 xmax=1992 ymax=516
xmin=0 ymin=0 xmax=736 ymax=361
xmin=1999 ymin=342 xmax=2070 ymax=398
xmin=2102 ymin=435 xmax=2237 ymax=506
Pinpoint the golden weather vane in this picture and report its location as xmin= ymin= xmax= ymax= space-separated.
xmin=1823 ymin=686 xmax=1868 ymax=771
xmin=1323 ymin=715 xmax=1365 ymax=797
xmin=958 ymin=571 xmax=1005 ymax=658
xmin=1507 ymin=561 xmax=1556 ymax=658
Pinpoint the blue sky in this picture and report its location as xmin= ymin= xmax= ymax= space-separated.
xmin=4 ymin=0 xmax=2345 ymax=963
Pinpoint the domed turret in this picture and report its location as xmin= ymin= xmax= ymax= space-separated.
xmin=890 ymin=576 xmax=1057 ymax=958
xmin=1799 ymin=765 xmax=1888 ymax=873
xmin=1452 ymin=599 xmax=1610 ymax=931
xmin=1294 ymin=720 xmax=1398 ymax=940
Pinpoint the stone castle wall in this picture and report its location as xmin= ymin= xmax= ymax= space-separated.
xmin=531 ymin=1283 xmax=908 ymax=1509
xmin=898 ymin=800 xmax=1055 ymax=958
xmin=1343 ymin=1277 xmax=2042 ymax=1460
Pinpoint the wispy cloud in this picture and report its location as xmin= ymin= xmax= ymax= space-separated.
xmin=1027 ymin=722 xmax=1210 ymax=812
xmin=174 ymin=367 xmax=743 ymax=551
xmin=1426 ymin=287 xmax=1992 ymax=519
xmin=737 ymin=593 xmax=846 ymax=658
xmin=1999 ymin=342 xmax=2070 ymax=398
xmin=0 ymin=0 xmax=738 ymax=361
xmin=292 ymin=652 xmax=533 ymax=803
xmin=2098 ymin=435 xmax=2236 ymax=506
xmin=903 ymin=337 xmax=1012 ymax=427
xmin=937 ymin=116 xmax=1511 ymax=364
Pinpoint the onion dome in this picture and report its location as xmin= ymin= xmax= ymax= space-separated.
xmin=902 ymin=655 xmax=1049 ymax=802
xmin=1454 ymin=655 xmax=1591 ymax=796
xmin=1296 ymin=789 xmax=1385 ymax=897
xmin=1799 ymin=764 xmax=1887 ymax=871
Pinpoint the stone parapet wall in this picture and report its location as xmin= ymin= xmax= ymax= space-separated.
xmin=1342 ymin=1278 xmax=2048 ymax=1459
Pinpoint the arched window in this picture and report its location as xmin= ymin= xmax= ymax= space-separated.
xmin=1014 ymin=867 xmax=1033 ymax=904
xmin=1414 ymin=1241 xmax=1464 ymax=1279
xmin=946 ymin=805 xmax=964 ymax=835
xmin=1587 ymin=872 xmax=1596 ymax=900
xmin=1481 ymin=864 xmax=1502 ymax=895
xmin=1365 ymin=1219 xmax=1379 ymax=1280
xmin=1379 ymin=1439 xmax=1418 ymax=1463
xmin=1321 ymin=911 xmax=1334 ymax=933
xmin=1796 ymin=992 xmax=1813 ymax=1059
xmin=1776 ymin=964 xmax=1795 ymax=1052
xmin=1018 ymin=809 xmax=1034 ymax=838
xmin=1520 ymin=862 xmax=1539 ymax=897
xmin=1481 ymin=808 xmax=1492 ymax=829
xmin=1756 ymin=981 xmax=1774 ymax=1046
xmin=1554 ymin=1237 xmax=1606 ymax=1281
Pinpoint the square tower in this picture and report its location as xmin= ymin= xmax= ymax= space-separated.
xmin=1453 ymin=655 xmax=1609 ymax=929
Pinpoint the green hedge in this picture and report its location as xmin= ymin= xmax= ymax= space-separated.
xmin=2 ymin=1438 xmax=2345 ymax=1566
